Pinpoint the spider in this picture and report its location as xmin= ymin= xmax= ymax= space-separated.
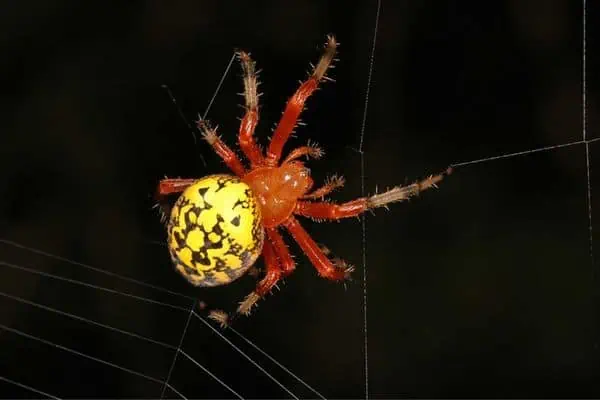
xmin=156 ymin=35 xmax=451 ymax=327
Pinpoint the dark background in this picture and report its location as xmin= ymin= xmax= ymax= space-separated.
xmin=1 ymin=0 xmax=598 ymax=398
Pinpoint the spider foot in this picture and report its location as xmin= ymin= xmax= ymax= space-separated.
xmin=323 ymin=247 xmax=355 ymax=278
xmin=196 ymin=118 xmax=218 ymax=143
xmin=366 ymin=167 xmax=452 ymax=210
xmin=236 ymin=51 xmax=259 ymax=111
xmin=206 ymin=289 xmax=269 ymax=329
xmin=238 ymin=291 xmax=261 ymax=316
xmin=334 ymin=258 xmax=355 ymax=281
xmin=323 ymin=256 xmax=355 ymax=281
xmin=312 ymin=35 xmax=338 ymax=82
xmin=314 ymin=243 xmax=354 ymax=281
xmin=208 ymin=309 xmax=231 ymax=328
xmin=306 ymin=140 xmax=324 ymax=159
xmin=325 ymin=174 xmax=345 ymax=189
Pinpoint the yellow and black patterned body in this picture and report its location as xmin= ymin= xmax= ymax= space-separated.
xmin=167 ymin=174 xmax=264 ymax=287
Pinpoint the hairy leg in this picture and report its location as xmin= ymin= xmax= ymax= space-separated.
xmin=208 ymin=240 xmax=282 ymax=327
xmin=265 ymin=36 xmax=337 ymax=166
xmin=295 ymin=168 xmax=452 ymax=220
xmin=237 ymin=52 xmax=264 ymax=166
xmin=197 ymin=120 xmax=246 ymax=176
xmin=266 ymin=228 xmax=295 ymax=276
xmin=283 ymin=216 xmax=353 ymax=281
xmin=282 ymin=141 xmax=324 ymax=164
xmin=301 ymin=175 xmax=345 ymax=200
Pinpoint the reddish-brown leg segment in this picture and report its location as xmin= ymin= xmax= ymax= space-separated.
xmin=197 ymin=120 xmax=246 ymax=177
xmin=255 ymin=240 xmax=282 ymax=297
xmin=237 ymin=240 xmax=282 ymax=316
xmin=283 ymin=216 xmax=352 ymax=281
xmin=301 ymin=175 xmax=345 ymax=200
xmin=282 ymin=143 xmax=324 ymax=164
xmin=265 ymin=36 xmax=337 ymax=166
xmin=157 ymin=178 xmax=197 ymax=196
xmin=266 ymin=228 xmax=295 ymax=276
xmin=237 ymin=52 xmax=264 ymax=167
xmin=155 ymin=178 xmax=197 ymax=224
xmin=209 ymin=233 xmax=294 ymax=327
xmin=295 ymin=199 xmax=367 ymax=220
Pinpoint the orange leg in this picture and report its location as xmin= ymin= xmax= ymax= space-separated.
xmin=265 ymin=36 xmax=337 ymax=166
xmin=197 ymin=120 xmax=246 ymax=177
xmin=208 ymin=240 xmax=283 ymax=327
xmin=301 ymin=175 xmax=345 ymax=200
xmin=295 ymin=199 xmax=367 ymax=220
xmin=282 ymin=142 xmax=324 ymax=164
xmin=294 ymin=169 xmax=452 ymax=220
xmin=237 ymin=52 xmax=264 ymax=167
xmin=237 ymin=240 xmax=283 ymax=317
xmin=283 ymin=216 xmax=352 ymax=281
xmin=255 ymin=240 xmax=283 ymax=297
xmin=267 ymin=228 xmax=295 ymax=276
xmin=229 ymin=230 xmax=295 ymax=321
xmin=157 ymin=178 xmax=197 ymax=196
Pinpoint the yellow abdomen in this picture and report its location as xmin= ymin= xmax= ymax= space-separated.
xmin=167 ymin=174 xmax=264 ymax=287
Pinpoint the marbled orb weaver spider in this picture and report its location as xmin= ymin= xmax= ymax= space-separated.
xmin=157 ymin=35 xmax=451 ymax=327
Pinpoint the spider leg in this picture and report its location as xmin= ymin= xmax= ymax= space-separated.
xmin=209 ymin=240 xmax=283 ymax=327
xmin=265 ymin=35 xmax=337 ymax=166
xmin=237 ymin=52 xmax=265 ymax=167
xmin=238 ymin=239 xmax=282 ymax=315
xmin=301 ymin=174 xmax=345 ymax=200
xmin=157 ymin=178 xmax=197 ymax=196
xmin=197 ymin=119 xmax=246 ymax=177
xmin=267 ymin=228 xmax=295 ymax=276
xmin=295 ymin=198 xmax=366 ymax=220
xmin=155 ymin=178 xmax=197 ymax=224
xmin=283 ymin=216 xmax=353 ymax=281
xmin=282 ymin=141 xmax=324 ymax=164
xmin=294 ymin=168 xmax=452 ymax=220
xmin=220 ymin=232 xmax=295 ymax=326
xmin=208 ymin=240 xmax=282 ymax=328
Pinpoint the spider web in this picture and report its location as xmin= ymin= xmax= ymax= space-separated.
xmin=1 ymin=1 xmax=595 ymax=398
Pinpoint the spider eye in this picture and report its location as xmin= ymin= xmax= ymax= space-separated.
xmin=167 ymin=174 xmax=264 ymax=287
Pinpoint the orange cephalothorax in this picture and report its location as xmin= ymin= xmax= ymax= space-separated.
xmin=243 ymin=162 xmax=313 ymax=228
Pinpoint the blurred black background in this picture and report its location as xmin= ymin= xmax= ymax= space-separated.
xmin=1 ymin=0 xmax=599 ymax=398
